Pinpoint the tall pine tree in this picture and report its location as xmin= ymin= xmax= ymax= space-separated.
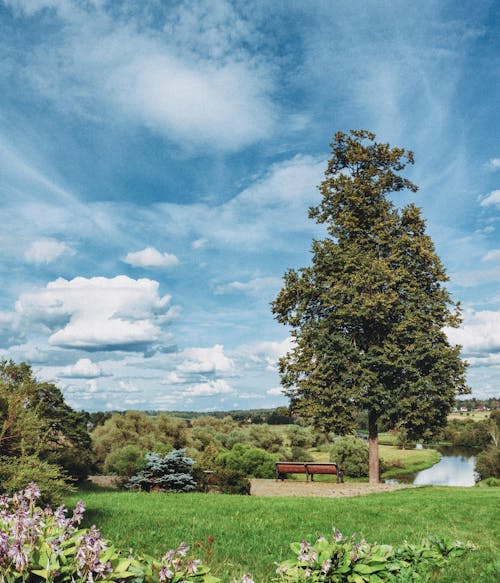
xmin=272 ymin=130 xmax=469 ymax=483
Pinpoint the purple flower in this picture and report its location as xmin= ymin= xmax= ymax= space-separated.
xmin=159 ymin=566 xmax=174 ymax=582
xmin=7 ymin=540 xmax=29 ymax=571
xmin=240 ymin=574 xmax=254 ymax=583
xmin=185 ymin=558 xmax=200 ymax=575
xmin=333 ymin=529 xmax=343 ymax=542
xmin=321 ymin=559 xmax=332 ymax=573
xmin=23 ymin=483 xmax=41 ymax=502
xmin=176 ymin=541 xmax=190 ymax=557
xmin=72 ymin=500 xmax=85 ymax=525
xmin=162 ymin=549 xmax=176 ymax=562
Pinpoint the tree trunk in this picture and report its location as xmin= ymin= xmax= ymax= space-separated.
xmin=368 ymin=412 xmax=379 ymax=484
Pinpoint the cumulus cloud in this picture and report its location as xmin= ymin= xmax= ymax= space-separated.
xmin=445 ymin=310 xmax=500 ymax=355
xmin=24 ymin=238 xmax=73 ymax=264
xmin=239 ymin=337 xmax=295 ymax=372
xmin=14 ymin=275 xmax=174 ymax=351
xmin=123 ymin=247 xmax=179 ymax=268
xmin=215 ymin=277 xmax=282 ymax=296
xmin=60 ymin=358 xmax=104 ymax=378
xmin=480 ymin=190 xmax=500 ymax=207
xmin=177 ymin=344 xmax=234 ymax=374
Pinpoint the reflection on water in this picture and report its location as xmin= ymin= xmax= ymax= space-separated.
xmin=413 ymin=447 xmax=477 ymax=487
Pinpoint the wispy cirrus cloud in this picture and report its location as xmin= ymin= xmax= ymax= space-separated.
xmin=3 ymin=0 xmax=276 ymax=151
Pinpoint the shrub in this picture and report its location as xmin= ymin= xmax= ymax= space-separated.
xmin=0 ymin=454 xmax=72 ymax=505
xmin=214 ymin=468 xmax=251 ymax=495
xmin=126 ymin=450 xmax=197 ymax=493
xmin=216 ymin=444 xmax=277 ymax=478
xmin=0 ymin=485 xmax=222 ymax=583
xmin=274 ymin=528 xmax=476 ymax=582
xmin=103 ymin=444 xmax=145 ymax=478
xmin=330 ymin=436 xmax=369 ymax=478
xmin=475 ymin=445 xmax=500 ymax=479
xmin=482 ymin=477 xmax=500 ymax=487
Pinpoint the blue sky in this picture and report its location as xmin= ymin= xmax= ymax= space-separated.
xmin=0 ymin=0 xmax=499 ymax=412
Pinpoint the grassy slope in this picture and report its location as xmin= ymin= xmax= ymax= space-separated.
xmin=66 ymin=487 xmax=499 ymax=582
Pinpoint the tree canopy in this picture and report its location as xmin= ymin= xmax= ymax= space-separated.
xmin=272 ymin=130 xmax=469 ymax=483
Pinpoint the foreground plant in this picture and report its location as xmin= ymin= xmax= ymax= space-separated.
xmin=274 ymin=528 xmax=476 ymax=582
xmin=0 ymin=483 xmax=220 ymax=582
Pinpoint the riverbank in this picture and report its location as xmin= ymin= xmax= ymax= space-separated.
xmin=380 ymin=445 xmax=441 ymax=479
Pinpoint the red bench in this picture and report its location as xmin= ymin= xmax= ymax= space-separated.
xmin=275 ymin=461 xmax=344 ymax=483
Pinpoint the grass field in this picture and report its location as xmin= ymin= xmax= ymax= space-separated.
xmin=66 ymin=486 xmax=499 ymax=582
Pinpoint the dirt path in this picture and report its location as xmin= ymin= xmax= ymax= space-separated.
xmin=250 ymin=479 xmax=412 ymax=497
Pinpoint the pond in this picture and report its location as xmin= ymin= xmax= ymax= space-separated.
xmin=412 ymin=446 xmax=477 ymax=487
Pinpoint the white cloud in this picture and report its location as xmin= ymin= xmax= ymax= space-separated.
xmin=266 ymin=386 xmax=285 ymax=396
xmin=14 ymin=275 xmax=173 ymax=351
xmin=24 ymin=238 xmax=73 ymax=264
xmin=481 ymin=249 xmax=500 ymax=262
xmin=239 ymin=337 xmax=295 ymax=372
xmin=86 ymin=379 xmax=99 ymax=393
xmin=191 ymin=238 xmax=207 ymax=249
xmin=480 ymin=190 xmax=500 ymax=207
xmin=60 ymin=358 xmax=103 ymax=378
xmin=486 ymin=158 xmax=500 ymax=170
xmin=215 ymin=277 xmax=281 ymax=296
xmin=445 ymin=310 xmax=500 ymax=355
xmin=177 ymin=344 xmax=234 ymax=374
xmin=123 ymin=247 xmax=179 ymax=268
xmin=7 ymin=1 xmax=275 ymax=151
xmin=181 ymin=379 xmax=234 ymax=397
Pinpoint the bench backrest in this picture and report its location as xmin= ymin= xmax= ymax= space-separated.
xmin=276 ymin=462 xmax=308 ymax=473
xmin=305 ymin=463 xmax=338 ymax=475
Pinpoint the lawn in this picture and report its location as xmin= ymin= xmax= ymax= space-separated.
xmin=66 ymin=486 xmax=499 ymax=582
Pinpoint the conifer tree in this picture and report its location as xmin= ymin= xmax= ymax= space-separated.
xmin=272 ymin=130 xmax=469 ymax=483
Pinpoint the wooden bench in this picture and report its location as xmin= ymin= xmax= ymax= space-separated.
xmin=275 ymin=461 xmax=344 ymax=483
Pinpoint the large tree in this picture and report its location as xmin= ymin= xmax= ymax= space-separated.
xmin=272 ymin=130 xmax=469 ymax=483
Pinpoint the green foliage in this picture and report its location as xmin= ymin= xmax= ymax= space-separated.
xmin=127 ymin=450 xmax=197 ymax=493
xmin=442 ymin=419 xmax=492 ymax=448
xmin=0 ymin=454 xmax=72 ymax=505
xmin=0 ymin=485 xmax=221 ymax=583
xmin=216 ymin=443 xmax=277 ymax=478
xmin=91 ymin=411 xmax=188 ymax=471
xmin=330 ymin=437 xmax=369 ymax=478
xmin=274 ymin=529 xmax=475 ymax=582
xmin=272 ymin=131 xmax=469 ymax=482
xmin=103 ymin=444 xmax=146 ymax=478
xmin=248 ymin=425 xmax=284 ymax=452
xmin=481 ymin=477 xmax=500 ymax=487
xmin=0 ymin=360 xmax=91 ymax=485
xmin=213 ymin=468 xmax=251 ymax=495
xmin=286 ymin=425 xmax=315 ymax=449
xmin=475 ymin=445 xmax=500 ymax=479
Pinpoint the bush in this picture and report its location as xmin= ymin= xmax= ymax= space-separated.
xmin=330 ymin=436 xmax=369 ymax=478
xmin=126 ymin=450 xmax=197 ymax=493
xmin=475 ymin=445 xmax=500 ymax=479
xmin=0 ymin=455 xmax=72 ymax=506
xmin=216 ymin=444 xmax=277 ymax=478
xmin=275 ymin=528 xmax=476 ymax=582
xmin=214 ymin=468 xmax=251 ymax=495
xmin=103 ymin=444 xmax=145 ymax=478
xmin=482 ymin=477 xmax=500 ymax=487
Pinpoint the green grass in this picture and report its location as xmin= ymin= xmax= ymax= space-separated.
xmin=66 ymin=486 xmax=499 ymax=582
xmin=379 ymin=445 xmax=441 ymax=479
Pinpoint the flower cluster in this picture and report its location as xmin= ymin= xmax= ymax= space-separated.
xmin=274 ymin=528 xmax=475 ymax=582
xmin=0 ymin=483 xmax=236 ymax=583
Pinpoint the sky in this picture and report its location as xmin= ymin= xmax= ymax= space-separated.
xmin=0 ymin=0 xmax=499 ymax=412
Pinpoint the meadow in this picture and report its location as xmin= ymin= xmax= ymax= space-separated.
xmin=66 ymin=486 xmax=499 ymax=582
